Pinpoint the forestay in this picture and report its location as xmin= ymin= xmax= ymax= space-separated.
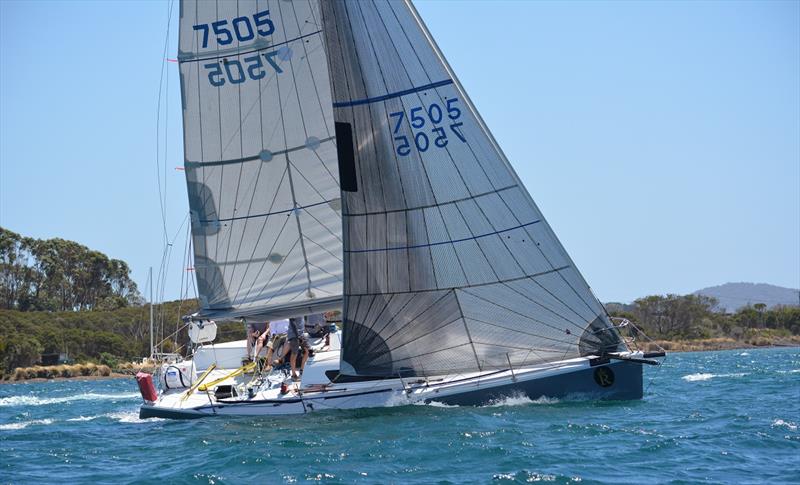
xmin=321 ymin=0 xmax=624 ymax=377
xmin=178 ymin=0 xmax=343 ymax=320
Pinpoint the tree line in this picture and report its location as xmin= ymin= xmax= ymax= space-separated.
xmin=0 ymin=299 xmax=207 ymax=374
xmin=607 ymin=294 xmax=800 ymax=341
xmin=0 ymin=229 xmax=239 ymax=375
xmin=1 ymin=228 xmax=798 ymax=375
xmin=0 ymin=227 xmax=140 ymax=312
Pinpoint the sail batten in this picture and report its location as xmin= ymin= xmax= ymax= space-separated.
xmin=179 ymin=0 xmax=342 ymax=321
xmin=321 ymin=0 xmax=623 ymax=377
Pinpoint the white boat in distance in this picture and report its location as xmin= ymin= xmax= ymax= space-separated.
xmin=139 ymin=0 xmax=663 ymax=419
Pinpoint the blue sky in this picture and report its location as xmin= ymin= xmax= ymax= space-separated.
xmin=1 ymin=0 xmax=798 ymax=304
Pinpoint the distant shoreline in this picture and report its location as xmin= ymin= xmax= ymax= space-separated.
xmin=646 ymin=336 xmax=800 ymax=353
xmin=0 ymin=373 xmax=133 ymax=385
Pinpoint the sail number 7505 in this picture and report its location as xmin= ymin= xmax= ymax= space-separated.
xmin=389 ymin=98 xmax=466 ymax=157
xmin=193 ymin=10 xmax=275 ymax=49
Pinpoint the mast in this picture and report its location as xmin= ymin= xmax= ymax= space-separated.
xmin=149 ymin=266 xmax=154 ymax=360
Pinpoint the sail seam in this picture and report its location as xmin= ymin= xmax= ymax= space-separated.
xmin=178 ymin=30 xmax=323 ymax=63
xmin=332 ymin=79 xmax=454 ymax=107
xmin=209 ymin=0 xmax=226 ymax=302
xmin=383 ymin=316 xmax=463 ymax=354
xmin=500 ymin=279 xmax=590 ymax=330
xmin=459 ymin=288 xmax=588 ymax=337
xmin=376 ymin=291 xmax=454 ymax=346
xmin=185 ymin=136 xmax=335 ymax=168
xmin=463 ymin=316 xmax=581 ymax=349
xmin=276 ymin=0 xmax=314 ymax=299
xmin=225 ymin=0 xmax=270 ymax=302
xmin=352 ymin=0 xmax=408 ymax=296
xmin=404 ymin=0 xmax=610 ymax=349
xmin=196 ymin=295 xmax=343 ymax=320
xmin=342 ymin=185 xmax=518 ymax=217
xmin=200 ymin=198 xmax=336 ymax=223
xmin=348 ymin=265 xmax=570 ymax=298
xmin=220 ymin=0 xmax=247 ymax=309
xmin=495 ymin=188 xmax=600 ymax=319
xmin=452 ymin=291 xmax=482 ymax=371
xmin=229 ymin=166 xmax=289 ymax=301
xmin=345 ymin=220 xmax=540 ymax=253
xmin=292 ymin=0 xmax=333 ymax=140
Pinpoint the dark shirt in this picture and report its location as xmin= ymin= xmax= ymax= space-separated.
xmin=288 ymin=317 xmax=303 ymax=340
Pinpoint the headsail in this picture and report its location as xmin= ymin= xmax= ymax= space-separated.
xmin=178 ymin=0 xmax=343 ymax=320
xmin=321 ymin=0 xmax=624 ymax=377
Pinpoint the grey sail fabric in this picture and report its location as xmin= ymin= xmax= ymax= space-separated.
xmin=178 ymin=0 xmax=342 ymax=321
xmin=320 ymin=0 xmax=624 ymax=377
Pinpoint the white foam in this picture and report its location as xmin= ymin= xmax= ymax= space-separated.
xmin=106 ymin=411 xmax=162 ymax=423
xmin=419 ymin=400 xmax=459 ymax=408
xmin=0 ymin=392 xmax=140 ymax=407
xmin=487 ymin=394 xmax=559 ymax=407
xmin=66 ymin=415 xmax=98 ymax=422
xmin=772 ymin=419 xmax=798 ymax=431
xmin=0 ymin=419 xmax=53 ymax=430
xmin=739 ymin=352 xmax=750 ymax=356
xmin=682 ymin=373 xmax=747 ymax=382
xmin=683 ymin=373 xmax=714 ymax=382
xmin=65 ymin=411 xmax=162 ymax=424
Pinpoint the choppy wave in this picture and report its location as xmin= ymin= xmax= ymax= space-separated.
xmin=2 ymin=348 xmax=800 ymax=483
xmin=419 ymin=400 xmax=459 ymax=408
xmin=9 ymin=412 xmax=160 ymax=428
xmin=0 ymin=419 xmax=54 ymax=430
xmin=488 ymin=394 xmax=560 ymax=407
xmin=682 ymin=373 xmax=747 ymax=382
xmin=0 ymin=392 xmax=140 ymax=407
xmin=105 ymin=411 xmax=160 ymax=423
xmin=68 ymin=411 xmax=161 ymax=424
xmin=416 ymin=394 xmax=559 ymax=409
xmin=772 ymin=419 xmax=798 ymax=431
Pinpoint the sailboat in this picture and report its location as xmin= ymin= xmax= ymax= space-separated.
xmin=139 ymin=0 xmax=663 ymax=419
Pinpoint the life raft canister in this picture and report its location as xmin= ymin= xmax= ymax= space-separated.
xmin=136 ymin=372 xmax=158 ymax=402
xmin=161 ymin=364 xmax=192 ymax=389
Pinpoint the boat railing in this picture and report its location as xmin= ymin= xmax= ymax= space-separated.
xmin=152 ymin=352 xmax=183 ymax=364
xmin=610 ymin=317 xmax=666 ymax=355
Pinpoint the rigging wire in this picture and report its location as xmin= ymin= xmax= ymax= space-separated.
xmin=151 ymin=0 xmax=185 ymax=355
xmin=155 ymin=0 xmax=175 ymax=246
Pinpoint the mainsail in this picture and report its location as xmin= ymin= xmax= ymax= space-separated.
xmin=178 ymin=0 xmax=343 ymax=320
xmin=321 ymin=0 xmax=624 ymax=377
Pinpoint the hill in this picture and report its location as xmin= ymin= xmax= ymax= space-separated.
xmin=693 ymin=283 xmax=799 ymax=313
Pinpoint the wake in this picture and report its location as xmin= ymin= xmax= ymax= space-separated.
xmin=682 ymin=373 xmax=747 ymax=382
xmin=0 ymin=392 xmax=140 ymax=407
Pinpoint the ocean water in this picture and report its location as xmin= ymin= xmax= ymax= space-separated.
xmin=1 ymin=348 xmax=798 ymax=484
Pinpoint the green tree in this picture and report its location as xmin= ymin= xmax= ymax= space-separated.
xmin=0 ymin=228 xmax=141 ymax=311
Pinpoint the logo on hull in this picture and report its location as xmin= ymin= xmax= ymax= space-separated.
xmin=593 ymin=366 xmax=615 ymax=387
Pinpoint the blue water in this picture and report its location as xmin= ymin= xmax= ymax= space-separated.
xmin=1 ymin=348 xmax=798 ymax=484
